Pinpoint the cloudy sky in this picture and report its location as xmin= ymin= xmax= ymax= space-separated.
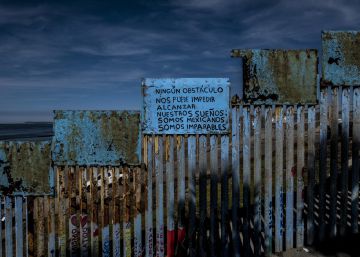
xmin=0 ymin=0 xmax=359 ymax=122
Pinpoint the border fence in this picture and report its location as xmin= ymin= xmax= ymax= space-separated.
xmin=0 ymin=31 xmax=359 ymax=257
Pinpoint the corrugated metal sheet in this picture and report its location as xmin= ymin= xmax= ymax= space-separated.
xmin=231 ymin=49 xmax=318 ymax=105
xmin=52 ymin=110 xmax=141 ymax=166
xmin=0 ymin=141 xmax=53 ymax=195
xmin=322 ymin=31 xmax=360 ymax=86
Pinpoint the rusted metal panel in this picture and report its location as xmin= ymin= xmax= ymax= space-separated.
xmin=0 ymin=141 xmax=53 ymax=195
xmin=322 ymin=31 xmax=360 ymax=86
xmin=231 ymin=49 xmax=318 ymax=104
xmin=53 ymin=110 xmax=141 ymax=166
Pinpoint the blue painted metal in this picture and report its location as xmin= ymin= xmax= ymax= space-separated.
xmin=145 ymin=136 xmax=154 ymax=257
xmin=352 ymin=88 xmax=360 ymax=233
xmin=296 ymin=105 xmax=305 ymax=246
xmin=340 ymin=88 xmax=350 ymax=236
xmin=142 ymin=78 xmax=230 ymax=134
xmin=231 ymin=49 xmax=318 ymax=105
xmin=231 ymin=107 xmax=240 ymax=257
xmin=253 ymin=106 xmax=262 ymax=256
xmin=264 ymin=107 xmax=273 ymax=254
xmin=155 ymin=136 xmax=164 ymax=257
xmin=5 ymin=196 xmax=13 ymax=257
xmin=0 ymin=141 xmax=53 ymax=195
xmin=322 ymin=31 xmax=360 ymax=86
xmin=275 ymin=106 xmax=284 ymax=252
xmin=52 ymin=110 xmax=141 ymax=166
xmin=285 ymin=106 xmax=295 ymax=249
xmin=15 ymin=196 xmax=24 ymax=257
xmin=243 ymin=107 xmax=251 ymax=255
xmin=220 ymin=135 xmax=230 ymax=256
xmin=187 ymin=136 xmax=197 ymax=257
xmin=307 ymin=106 xmax=316 ymax=245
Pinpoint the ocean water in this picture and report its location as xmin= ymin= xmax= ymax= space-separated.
xmin=0 ymin=123 xmax=53 ymax=141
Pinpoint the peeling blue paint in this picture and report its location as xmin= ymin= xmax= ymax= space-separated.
xmin=52 ymin=110 xmax=141 ymax=166
xmin=232 ymin=49 xmax=318 ymax=105
xmin=322 ymin=31 xmax=360 ymax=86
xmin=0 ymin=141 xmax=53 ymax=195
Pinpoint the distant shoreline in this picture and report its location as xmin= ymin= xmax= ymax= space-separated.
xmin=0 ymin=123 xmax=53 ymax=141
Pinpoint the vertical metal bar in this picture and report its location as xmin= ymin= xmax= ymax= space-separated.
xmin=146 ymin=136 xmax=154 ymax=257
xmin=319 ymin=89 xmax=328 ymax=242
xmin=8 ymin=196 xmax=15 ymax=257
xmin=231 ymin=107 xmax=240 ymax=257
xmin=177 ymin=136 xmax=186 ymax=254
xmin=0 ymin=197 xmax=3 ymax=257
xmin=6 ymin=196 xmax=13 ymax=257
xmin=155 ymin=136 xmax=164 ymax=257
xmin=285 ymin=106 xmax=294 ymax=249
xmin=340 ymin=88 xmax=350 ymax=236
xmin=75 ymin=167 xmax=81 ymax=257
xmin=188 ymin=136 xmax=197 ymax=257
xmin=25 ymin=197 xmax=29 ymax=257
xmin=112 ymin=167 xmax=121 ymax=257
xmin=134 ymin=166 xmax=143 ymax=257
xmin=199 ymin=135 xmax=207 ymax=257
xmin=39 ymin=199 xmax=46 ymax=256
xmin=210 ymin=135 xmax=219 ymax=257
xmin=123 ymin=166 xmax=132 ymax=257
xmin=47 ymin=167 xmax=55 ymax=257
xmin=15 ymin=196 xmax=23 ymax=257
xmin=275 ymin=106 xmax=284 ymax=252
xmin=329 ymin=88 xmax=339 ymax=238
xmin=108 ymin=167 xmax=114 ymax=257
xmin=28 ymin=198 xmax=35 ymax=257
xmin=221 ymin=135 xmax=229 ymax=257
xmin=351 ymin=87 xmax=360 ymax=233
xmin=58 ymin=167 xmax=67 ymax=257
xmin=70 ymin=167 xmax=80 ymax=257
xmin=307 ymin=106 xmax=316 ymax=245
xmin=48 ymin=196 xmax=56 ymax=257
xmin=296 ymin=106 xmax=305 ymax=247
xmin=101 ymin=168 xmax=110 ymax=257
xmin=253 ymin=106 xmax=262 ymax=257
xmin=166 ymin=136 xmax=175 ymax=257
xmin=264 ymin=107 xmax=273 ymax=255
xmin=80 ymin=167 xmax=89 ymax=257
xmin=43 ymin=197 xmax=49 ymax=255
xmin=36 ymin=198 xmax=45 ymax=257
xmin=243 ymin=106 xmax=251 ymax=256
xmin=91 ymin=167 xmax=99 ymax=257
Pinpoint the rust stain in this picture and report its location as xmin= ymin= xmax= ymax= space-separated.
xmin=291 ymin=166 xmax=296 ymax=177
xmin=0 ymin=141 xmax=52 ymax=195
xmin=53 ymin=110 xmax=141 ymax=166
xmin=165 ymin=137 xmax=170 ymax=161
xmin=322 ymin=31 xmax=360 ymax=86
xmin=232 ymin=49 xmax=318 ymax=105
xmin=154 ymin=137 xmax=159 ymax=154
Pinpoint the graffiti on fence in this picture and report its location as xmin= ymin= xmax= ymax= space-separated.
xmin=80 ymin=214 xmax=90 ymax=256
xmin=69 ymin=214 xmax=80 ymax=256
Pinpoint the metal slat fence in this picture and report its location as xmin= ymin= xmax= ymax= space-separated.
xmin=0 ymin=87 xmax=359 ymax=256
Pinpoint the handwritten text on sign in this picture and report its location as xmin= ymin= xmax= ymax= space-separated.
xmin=142 ymin=78 xmax=230 ymax=134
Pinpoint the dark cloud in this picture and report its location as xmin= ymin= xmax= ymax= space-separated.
xmin=0 ymin=0 xmax=360 ymax=122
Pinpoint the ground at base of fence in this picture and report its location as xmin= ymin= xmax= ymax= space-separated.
xmin=275 ymin=248 xmax=351 ymax=257
xmin=274 ymin=234 xmax=360 ymax=257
